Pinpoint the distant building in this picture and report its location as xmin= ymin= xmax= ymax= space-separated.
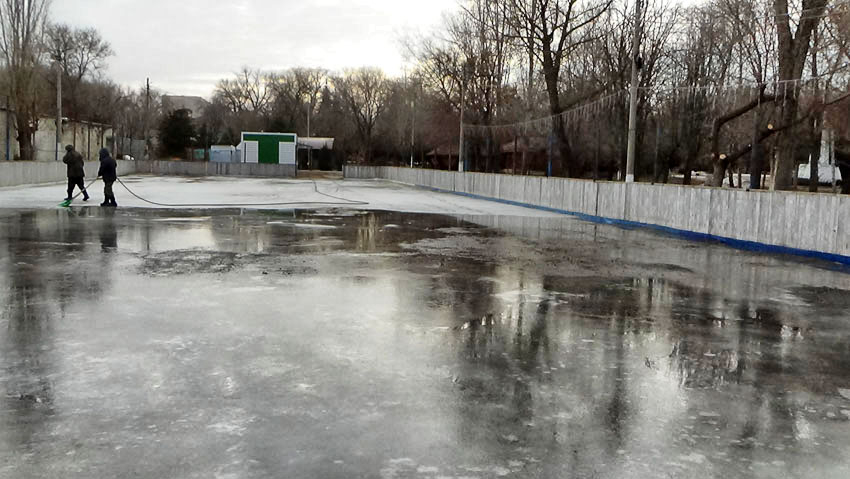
xmin=161 ymin=95 xmax=210 ymax=118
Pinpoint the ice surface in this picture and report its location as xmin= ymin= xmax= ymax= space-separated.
xmin=0 ymin=176 xmax=560 ymax=217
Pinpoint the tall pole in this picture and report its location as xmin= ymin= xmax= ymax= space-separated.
xmin=306 ymin=103 xmax=311 ymax=169
xmin=144 ymin=78 xmax=150 ymax=160
xmin=5 ymin=95 xmax=10 ymax=161
xmin=625 ymin=0 xmax=643 ymax=182
xmin=831 ymin=129 xmax=837 ymax=192
xmin=458 ymin=82 xmax=465 ymax=172
xmin=55 ymin=62 xmax=62 ymax=161
xmin=653 ymin=121 xmax=660 ymax=182
xmin=410 ymin=99 xmax=415 ymax=168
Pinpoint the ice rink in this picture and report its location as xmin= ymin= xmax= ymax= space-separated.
xmin=0 ymin=175 xmax=563 ymax=216
xmin=2 ymin=175 xmax=850 ymax=478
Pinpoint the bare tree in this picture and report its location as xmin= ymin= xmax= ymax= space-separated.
xmin=45 ymin=23 xmax=113 ymax=120
xmin=334 ymin=67 xmax=390 ymax=164
xmin=0 ymin=0 xmax=49 ymax=161
xmin=583 ymin=0 xmax=679 ymax=180
xmin=214 ymin=67 xmax=272 ymax=114
xmin=410 ymin=0 xmax=521 ymax=172
xmin=665 ymin=3 xmax=730 ymax=184
xmin=507 ymin=0 xmax=612 ymax=177
xmin=293 ymin=67 xmax=327 ymax=136
xmin=213 ymin=67 xmax=273 ymax=133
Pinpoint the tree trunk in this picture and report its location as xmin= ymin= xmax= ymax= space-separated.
xmin=711 ymin=87 xmax=772 ymax=187
xmin=554 ymin=118 xmax=571 ymax=177
xmin=808 ymin=30 xmax=822 ymax=192
xmin=749 ymin=108 xmax=765 ymax=189
xmin=809 ymin=126 xmax=821 ymax=192
xmin=512 ymin=136 xmax=517 ymax=175
xmin=708 ymin=160 xmax=723 ymax=187
xmin=710 ymin=117 xmax=726 ymax=186
xmin=837 ymin=151 xmax=850 ymax=194
xmin=364 ymin=132 xmax=372 ymax=165
xmin=16 ymin=115 xmax=35 ymax=162
xmin=773 ymin=96 xmax=798 ymax=190
xmin=542 ymin=54 xmax=564 ymax=177
xmin=772 ymin=0 xmax=828 ymax=190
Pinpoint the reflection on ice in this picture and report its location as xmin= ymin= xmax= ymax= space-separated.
xmin=1 ymin=207 xmax=850 ymax=477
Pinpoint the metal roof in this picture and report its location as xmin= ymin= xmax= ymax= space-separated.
xmin=297 ymin=137 xmax=334 ymax=150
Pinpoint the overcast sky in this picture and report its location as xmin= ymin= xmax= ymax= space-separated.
xmin=52 ymin=0 xmax=459 ymax=98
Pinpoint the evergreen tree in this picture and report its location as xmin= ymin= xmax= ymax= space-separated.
xmin=158 ymin=109 xmax=196 ymax=157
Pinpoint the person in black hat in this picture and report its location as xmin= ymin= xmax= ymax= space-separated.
xmin=97 ymin=148 xmax=118 ymax=207
xmin=62 ymin=144 xmax=89 ymax=202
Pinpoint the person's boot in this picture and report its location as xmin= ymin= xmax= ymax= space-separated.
xmin=82 ymin=190 xmax=90 ymax=201
xmin=108 ymin=195 xmax=117 ymax=207
xmin=100 ymin=199 xmax=109 ymax=207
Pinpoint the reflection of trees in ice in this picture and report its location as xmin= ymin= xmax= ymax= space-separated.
xmin=437 ymin=253 xmax=849 ymax=476
xmin=0 ymin=209 xmax=117 ymax=450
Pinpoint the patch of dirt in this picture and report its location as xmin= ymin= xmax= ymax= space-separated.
xmin=139 ymin=250 xmax=239 ymax=276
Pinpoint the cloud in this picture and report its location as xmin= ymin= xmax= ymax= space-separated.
xmin=51 ymin=0 xmax=456 ymax=97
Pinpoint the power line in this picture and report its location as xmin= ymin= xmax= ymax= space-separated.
xmin=463 ymin=73 xmax=850 ymax=131
xmin=620 ymin=1 xmax=850 ymax=28
xmin=463 ymin=90 xmax=626 ymax=132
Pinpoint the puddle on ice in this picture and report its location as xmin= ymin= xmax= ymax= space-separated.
xmin=150 ymin=217 xmax=212 ymax=222
xmin=266 ymin=221 xmax=336 ymax=229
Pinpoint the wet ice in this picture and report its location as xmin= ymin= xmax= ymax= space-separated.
xmin=2 ymin=193 xmax=850 ymax=478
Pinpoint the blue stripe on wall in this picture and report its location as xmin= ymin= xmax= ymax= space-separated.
xmin=415 ymin=184 xmax=850 ymax=267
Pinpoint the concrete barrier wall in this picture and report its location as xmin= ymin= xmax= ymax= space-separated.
xmin=0 ymin=159 xmax=298 ymax=188
xmin=343 ymin=165 xmax=850 ymax=262
xmin=1 ymin=160 xmax=137 ymax=187
xmin=837 ymin=196 xmax=850 ymax=257
xmin=135 ymin=160 xmax=297 ymax=178
xmin=596 ymin=182 xmax=626 ymax=220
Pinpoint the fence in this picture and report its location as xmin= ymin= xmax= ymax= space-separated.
xmin=134 ymin=160 xmax=297 ymax=178
xmin=0 ymin=160 xmax=138 ymax=188
xmin=344 ymin=166 xmax=850 ymax=264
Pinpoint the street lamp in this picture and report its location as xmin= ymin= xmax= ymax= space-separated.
xmin=54 ymin=57 xmax=62 ymax=161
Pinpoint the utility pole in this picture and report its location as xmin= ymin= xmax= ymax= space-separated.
xmin=5 ymin=95 xmax=10 ymax=161
xmin=144 ymin=78 xmax=150 ymax=160
xmin=458 ymin=81 xmax=465 ymax=172
xmin=831 ymin=129 xmax=837 ymax=192
xmin=654 ymin=121 xmax=660 ymax=183
xmin=410 ymin=98 xmax=415 ymax=168
xmin=625 ymin=0 xmax=643 ymax=183
xmin=55 ymin=61 xmax=62 ymax=161
xmin=306 ymin=103 xmax=311 ymax=169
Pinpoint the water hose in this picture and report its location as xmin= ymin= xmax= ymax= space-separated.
xmin=114 ymin=177 xmax=368 ymax=208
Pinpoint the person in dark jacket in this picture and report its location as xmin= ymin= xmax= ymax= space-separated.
xmin=62 ymin=145 xmax=89 ymax=202
xmin=97 ymin=148 xmax=118 ymax=207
